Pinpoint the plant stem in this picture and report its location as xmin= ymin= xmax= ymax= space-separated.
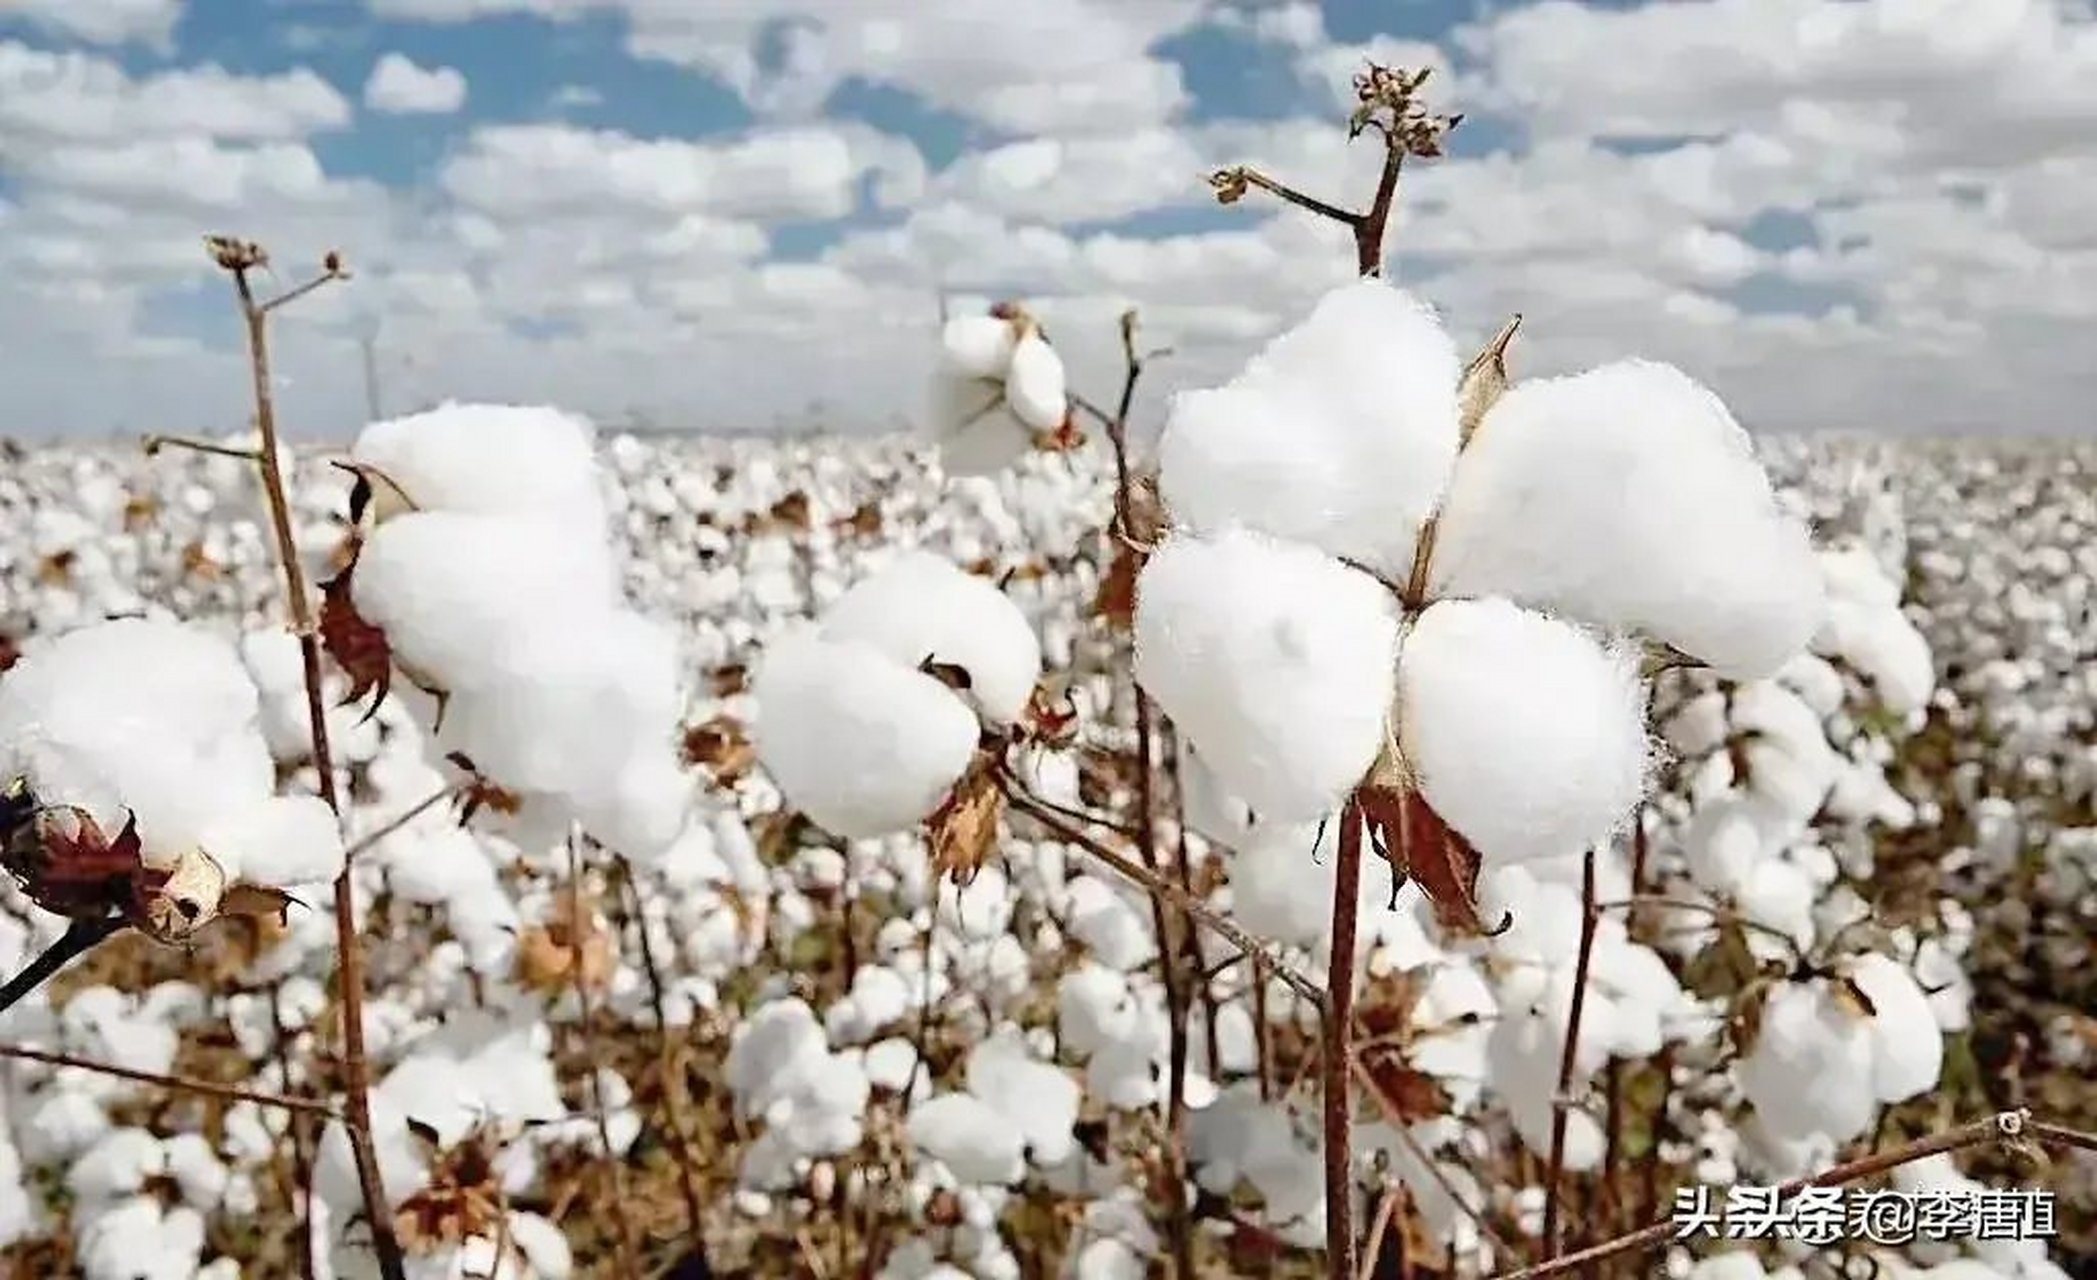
xmin=566 ymin=832 xmax=638 ymax=1276
xmin=614 ymin=855 xmax=707 ymax=1242
xmin=0 ymin=1042 xmax=338 ymax=1114
xmin=1356 ymin=150 xmax=1404 ymax=276
xmin=0 ymin=915 xmax=126 ymax=1014
xmin=1540 ymin=848 xmax=1601 ymax=1261
xmin=1325 ymin=800 xmax=1365 ymax=1280
xmin=223 ymin=259 xmax=407 ymax=1280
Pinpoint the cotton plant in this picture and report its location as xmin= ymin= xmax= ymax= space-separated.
xmin=1136 ymin=275 xmax=1822 ymax=934
xmin=927 ymin=302 xmax=1076 ymax=478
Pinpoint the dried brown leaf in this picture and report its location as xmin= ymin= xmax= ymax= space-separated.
xmin=926 ymin=755 xmax=1005 ymax=888
xmin=681 ymin=715 xmax=755 ymax=787
xmin=1455 ymin=315 xmax=1521 ymax=448
xmin=319 ymin=560 xmax=395 ymax=717
xmin=1355 ymin=745 xmax=1508 ymax=937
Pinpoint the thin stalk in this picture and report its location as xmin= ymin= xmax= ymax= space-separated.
xmin=0 ymin=1042 xmax=338 ymax=1114
xmin=614 ymin=855 xmax=706 ymax=1241
xmin=222 ymin=255 xmax=406 ymax=1280
xmin=1324 ymin=801 xmax=1366 ymax=1280
xmin=566 ymin=832 xmax=638 ymax=1275
xmin=1539 ymin=848 xmax=1601 ymax=1261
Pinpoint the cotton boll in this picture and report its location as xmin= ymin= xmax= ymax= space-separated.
xmin=908 ymin=1094 xmax=1026 ymax=1185
xmin=1843 ymin=952 xmax=1944 ymax=1103
xmin=350 ymin=402 xmax=606 ymax=527
xmin=1134 ymin=531 xmax=1399 ymax=822
xmin=350 ymin=513 xmax=618 ymax=689
xmin=928 ymin=374 xmax=1031 ymax=479
xmin=754 ymin=629 xmax=981 ymax=839
xmin=1430 ymin=360 xmax=1823 ymax=679
xmin=819 ymin=551 xmax=1043 ymax=724
xmin=199 ymin=795 xmax=344 ymax=889
xmin=1157 ymin=279 xmax=1460 ymax=581
xmin=1004 ymin=333 xmax=1067 ymax=434
xmin=1397 ymin=599 xmax=1650 ymax=865
xmin=965 ymin=1032 xmax=1079 ymax=1167
xmin=1736 ymin=980 xmax=1878 ymax=1144
xmin=940 ymin=315 xmax=1017 ymax=380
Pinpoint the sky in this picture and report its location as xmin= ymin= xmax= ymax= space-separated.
xmin=1 ymin=0 xmax=2093 ymax=441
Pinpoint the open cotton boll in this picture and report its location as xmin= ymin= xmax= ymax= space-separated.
xmin=908 ymin=1094 xmax=1026 ymax=1185
xmin=818 ymin=551 xmax=1043 ymax=724
xmin=752 ymin=629 xmax=980 ymax=840
xmin=1736 ymin=979 xmax=1878 ymax=1143
xmin=350 ymin=402 xmax=606 ymax=527
xmin=940 ymin=314 xmax=1017 ymax=380
xmin=964 ymin=1032 xmax=1079 ymax=1167
xmin=1843 ymin=952 xmax=1944 ymax=1103
xmin=1157 ymin=280 xmax=1459 ymax=582
xmin=197 ymin=795 xmax=343 ymax=888
xmin=1429 ymin=359 xmax=1823 ymax=679
xmin=1397 ymin=599 xmax=1649 ymax=865
xmin=443 ymin=609 xmax=682 ymax=801
xmin=350 ymin=513 xmax=618 ymax=689
xmin=1134 ymin=530 xmax=1399 ymax=822
xmin=1004 ymin=332 xmax=1067 ymax=433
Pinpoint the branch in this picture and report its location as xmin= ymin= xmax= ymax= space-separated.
xmin=0 ymin=1042 xmax=338 ymax=1115
xmin=1488 ymin=1109 xmax=2097 ymax=1280
xmin=997 ymin=768 xmax=1328 ymax=1011
xmin=1539 ymin=847 xmax=1600 ymax=1261
xmin=1324 ymin=801 xmax=1366 ymax=1279
xmin=0 ymin=915 xmax=127 ymax=1015
xmin=142 ymin=434 xmax=263 ymax=463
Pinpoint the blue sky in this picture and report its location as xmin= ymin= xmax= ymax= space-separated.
xmin=1 ymin=0 xmax=2092 ymax=438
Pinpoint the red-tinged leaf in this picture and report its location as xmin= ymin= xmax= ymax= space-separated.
xmin=926 ymin=754 xmax=1004 ymax=888
xmin=4 ymin=804 xmax=145 ymax=920
xmin=1356 ymin=783 xmax=1510 ymax=938
xmin=319 ymin=560 xmax=394 ymax=720
xmin=0 ymin=631 xmax=21 ymax=674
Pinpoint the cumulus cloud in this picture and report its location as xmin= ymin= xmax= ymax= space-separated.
xmin=362 ymin=52 xmax=469 ymax=115
xmin=0 ymin=1 xmax=2093 ymax=439
xmin=1 ymin=0 xmax=181 ymax=48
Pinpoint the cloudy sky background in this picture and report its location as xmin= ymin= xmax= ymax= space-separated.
xmin=2 ymin=0 xmax=2092 ymax=441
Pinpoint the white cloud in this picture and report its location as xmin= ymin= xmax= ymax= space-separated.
xmin=1 ymin=0 xmax=181 ymax=48
xmin=362 ymin=51 xmax=468 ymax=115
xmin=2 ymin=1 xmax=2095 ymax=438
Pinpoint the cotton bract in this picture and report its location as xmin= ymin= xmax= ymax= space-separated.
xmin=1137 ymin=276 xmax=1821 ymax=881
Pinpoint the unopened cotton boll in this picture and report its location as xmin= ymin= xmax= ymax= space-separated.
xmin=818 ymin=551 xmax=1043 ymax=724
xmin=1134 ymin=530 xmax=1399 ymax=822
xmin=1157 ymin=278 xmax=1459 ymax=582
xmin=1430 ymin=359 xmax=1823 ymax=679
xmin=752 ymin=629 xmax=980 ymax=839
xmin=1397 ymin=599 xmax=1650 ymax=865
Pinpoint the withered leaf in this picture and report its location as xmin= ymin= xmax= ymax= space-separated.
xmin=1094 ymin=540 xmax=1144 ymax=633
xmin=1355 ymin=781 xmax=1509 ymax=938
xmin=221 ymin=883 xmax=300 ymax=925
xmin=769 ymin=491 xmax=812 ymax=531
xmin=444 ymin=753 xmax=523 ymax=826
xmin=1831 ymin=973 xmax=1878 ymax=1020
xmin=1455 ymin=314 xmax=1520 ymax=449
xmin=926 ymin=754 xmax=1005 ymax=888
xmin=707 ymin=663 xmax=750 ymax=697
xmin=681 ymin=715 xmax=755 ymax=786
xmin=831 ymin=500 xmax=884 ymax=539
xmin=1021 ymin=680 xmax=1079 ymax=749
xmin=1360 ymin=1053 xmax=1454 ymax=1124
xmin=0 ymin=632 xmax=19 ymax=674
xmin=319 ymin=561 xmax=395 ymax=720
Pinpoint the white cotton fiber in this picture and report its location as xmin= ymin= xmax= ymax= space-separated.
xmin=350 ymin=402 xmax=607 ymax=528
xmin=926 ymin=373 xmax=1030 ymax=479
xmin=752 ymin=629 xmax=980 ymax=840
xmin=1844 ymin=952 xmax=1944 ymax=1104
xmin=818 ymin=551 xmax=1043 ymax=724
xmin=198 ymin=795 xmax=344 ymax=889
xmin=940 ymin=314 xmax=1017 ymax=380
xmin=1736 ymin=979 xmax=1878 ymax=1143
xmin=1157 ymin=278 xmax=1461 ymax=582
xmin=1429 ymin=360 xmax=1824 ymax=679
xmin=1004 ymin=332 xmax=1068 ymax=433
xmin=1134 ymin=529 xmax=1400 ymax=823
xmin=964 ymin=1032 xmax=1079 ymax=1167
xmin=1396 ymin=599 xmax=1650 ymax=865
xmin=907 ymin=1093 xmax=1025 ymax=1185
xmin=349 ymin=512 xmax=618 ymax=690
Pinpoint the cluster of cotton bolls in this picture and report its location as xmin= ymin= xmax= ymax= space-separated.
xmin=0 ymin=391 xmax=2089 ymax=1277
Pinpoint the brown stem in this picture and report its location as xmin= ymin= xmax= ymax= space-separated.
xmin=614 ymin=855 xmax=706 ymax=1241
xmin=1540 ymin=848 xmax=1601 ymax=1262
xmin=0 ymin=1043 xmax=338 ymax=1115
xmin=221 ymin=258 xmax=406 ymax=1280
xmin=1354 ymin=1059 xmax=1510 ymax=1254
xmin=566 ymin=832 xmax=637 ymax=1276
xmin=998 ymin=769 xmax=1327 ymax=1011
xmin=1491 ymin=1109 xmax=2097 ymax=1280
xmin=1356 ymin=150 xmax=1404 ymax=277
xmin=1325 ymin=800 xmax=1365 ymax=1280
xmin=142 ymin=434 xmax=264 ymax=463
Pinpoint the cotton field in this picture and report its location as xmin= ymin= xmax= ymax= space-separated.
xmin=0 ymin=355 xmax=2091 ymax=1280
